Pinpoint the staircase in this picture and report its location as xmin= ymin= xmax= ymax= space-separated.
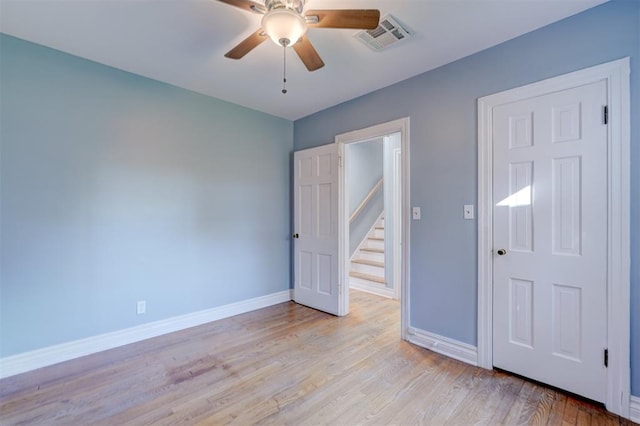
xmin=349 ymin=215 xmax=394 ymax=298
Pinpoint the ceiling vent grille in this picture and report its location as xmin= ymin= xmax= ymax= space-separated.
xmin=355 ymin=15 xmax=414 ymax=51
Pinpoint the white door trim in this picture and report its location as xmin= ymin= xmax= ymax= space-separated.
xmin=477 ymin=58 xmax=631 ymax=417
xmin=392 ymin=147 xmax=402 ymax=301
xmin=336 ymin=118 xmax=410 ymax=339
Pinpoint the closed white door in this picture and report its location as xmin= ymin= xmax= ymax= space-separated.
xmin=293 ymin=144 xmax=340 ymax=315
xmin=492 ymin=80 xmax=608 ymax=402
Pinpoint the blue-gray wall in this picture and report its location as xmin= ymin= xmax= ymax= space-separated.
xmin=347 ymin=139 xmax=384 ymax=256
xmin=347 ymin=138 xmax=384 ymax=214
xmin=0 ymin=34 xmax=293 ymax=357
xmin=294 ymin=0 xmax=639 ymax=395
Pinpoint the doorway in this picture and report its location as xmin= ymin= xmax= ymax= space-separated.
xmin=336 ymin=117 xmax=410 ymax=339
xmin=344 ymin=134 xmax=401 ymax=300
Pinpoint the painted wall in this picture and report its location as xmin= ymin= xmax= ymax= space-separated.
xmin=294 ymin=0 xmax=639 ymax=395
xmin=347 ymin=138 xmax=384 ymax=256
xmin=383 ymin=133 xmax=401 ymax=289
xmin=0 ymin=34 xmax=293 ymax=357
xmin=347 ymin=138 xmax=383 ymax=214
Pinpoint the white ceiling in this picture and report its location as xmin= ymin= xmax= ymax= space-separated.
xmin=0 ymin=0 xmax=607 ymax=121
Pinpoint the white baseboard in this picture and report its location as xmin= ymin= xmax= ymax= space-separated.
xmin=0 ymin=290 xmax=293 ymax=379
xmin=630 ymin=395 xmax=640 ymax=423
xmin=407 ymin=326 xmax=478 ymax=366
xmin=349 ymin=278 xmax=396 ymax=299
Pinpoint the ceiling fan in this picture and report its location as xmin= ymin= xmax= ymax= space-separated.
xmin=217 ymin=0 xmax=381 ymax=72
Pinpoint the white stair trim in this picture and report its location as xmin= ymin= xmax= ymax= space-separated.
xmin=630 ymin=395 xmax=640 ymax=423
xmin=349 ymin=270 xmax=385 ymax=284
xmin=349 ymin=280 xmax=395 ymax=299
xmin=0 ymin=290 xmax=292 ymax=379
xmin=350 ymin=213 xmax=388 ymax=298
xmin=351 ymin=212 xmax=385 ymax=259
xmin=407 ymin=326 xmax=478 ymax=366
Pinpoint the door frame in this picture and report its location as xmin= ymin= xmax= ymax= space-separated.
xmin=477 ymin=58 xmax=630 ymax=416
xmin=335 ymin=117 xmax=410 ymax=340
xmin=392 ymin=146 xmax=402 ymax=300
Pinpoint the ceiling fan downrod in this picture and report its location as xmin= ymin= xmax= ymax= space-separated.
xmin=282 ymin=40 xmax=288 ymax=94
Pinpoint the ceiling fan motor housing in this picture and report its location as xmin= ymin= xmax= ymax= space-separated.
xmin=264 ymin=0 xmax=305 ymax=14
xmin=262 ymin=1 xmax=307 ymax=46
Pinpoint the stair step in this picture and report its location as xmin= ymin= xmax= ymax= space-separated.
xmin=350 ymin=261 xmax=384 ymax=277
xmin=358 ymin=250 xmax=384 ymax=262
xmin=368 ymin=236 xmax=384 ymax=241
xmin=349 ymin=271 xmax=386 ymax=284
xmin=366 ymin=239 xmax=384 ymax=250
xmin=360 ymin=247 xmax=384 ymax=253
xmin=352 ymin=258 xmax=384 ymax=268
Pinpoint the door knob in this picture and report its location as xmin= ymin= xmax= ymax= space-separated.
xmin=292 ymin=233 xmax=299 ymax=239
xmin=497 ymin=248 xmax=507 ymax=256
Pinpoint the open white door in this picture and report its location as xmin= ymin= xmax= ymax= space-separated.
xmin=293 ymin=144 xmax=341 ymax=315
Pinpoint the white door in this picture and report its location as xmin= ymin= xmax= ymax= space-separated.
xmin=293 ymin=144 xmax=340 ymax=315
xmin=492 ymin=80 xmax=608 ymax=402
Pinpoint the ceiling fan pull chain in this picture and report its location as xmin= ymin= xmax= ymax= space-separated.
xmin=282 ymin=44 xmax=288 ymax=94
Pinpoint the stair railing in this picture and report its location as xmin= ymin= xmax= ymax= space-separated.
xmin=349 ymin=178 xmax=383 ymax=224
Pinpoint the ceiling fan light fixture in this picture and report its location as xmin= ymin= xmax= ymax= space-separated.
xmin=262 ymin=8 xmax=307 ymax=47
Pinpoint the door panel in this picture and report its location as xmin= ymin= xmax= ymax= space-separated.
xmin=293 ymin=144 xmax=340 ymax=315
xmin=492 ymin=80 xmax=607 ymax=402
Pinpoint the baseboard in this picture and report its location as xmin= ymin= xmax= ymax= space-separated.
xmin=349 ymin=278 xmax=395 ymax=299
xmin=630 ymin=395 xmax=640 ymax=423
xmin=407 ymin=326 xmax=478 ymax=366
xmin=0 ymin=290 xmax=293 ymax=379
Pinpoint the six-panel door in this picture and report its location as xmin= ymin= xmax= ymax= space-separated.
xmin=293 ymin=144 xmax=340 ymax=315
xmin=492 ymin=80 xmax=608 ymax=402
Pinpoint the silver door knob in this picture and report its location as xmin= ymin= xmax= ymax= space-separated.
xmin=497 ymin=248 xmax=507 ymax=256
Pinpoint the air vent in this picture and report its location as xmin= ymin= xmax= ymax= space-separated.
xmin=355 ymin=15 xmax=414 ymax=51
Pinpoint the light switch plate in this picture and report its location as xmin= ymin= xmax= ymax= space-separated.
xmin=412 ymin=207 xmax=421 ymax=220
xmin=463 ymin=204 xmax=474 ymax=220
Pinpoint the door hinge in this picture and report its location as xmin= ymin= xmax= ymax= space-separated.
xmin=604 ymin=348 xmax=608 ymax=368
xmin=603 ymin=105 xmax=608 ymax=125
xmin=338 ymin=155 xmax=343 ymax=167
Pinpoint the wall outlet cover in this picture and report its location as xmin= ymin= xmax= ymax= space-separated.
xmin=412 ymin=207 xmax=421 ymax=220
xmin=463 ymin=205 xmax=474 ymax=220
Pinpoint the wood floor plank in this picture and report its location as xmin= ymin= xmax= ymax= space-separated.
xmin=486 ymin=372 xmax=528 ymax=424
xmin=0 ymin=290 xmax=632 ymax=425
xmin=547 ymin=390 xmax=568 ymax=425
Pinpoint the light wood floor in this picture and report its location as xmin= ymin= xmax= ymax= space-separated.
xmin=1 ymin=290 xmax=635 ymax=425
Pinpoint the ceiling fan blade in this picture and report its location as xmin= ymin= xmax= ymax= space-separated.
xmin=216 ymin=0 xmax=266 ymax=14
xmin=224 ymin=28 xmax=268 ymax=59
xmin=305 ymin=9 xmax=380 ymax=30
xmin=293 ymin=35 xmax=325 ymax=72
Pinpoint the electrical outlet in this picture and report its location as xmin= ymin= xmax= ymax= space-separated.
xmin=137 ymin=300 xmax=146 ymax=315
